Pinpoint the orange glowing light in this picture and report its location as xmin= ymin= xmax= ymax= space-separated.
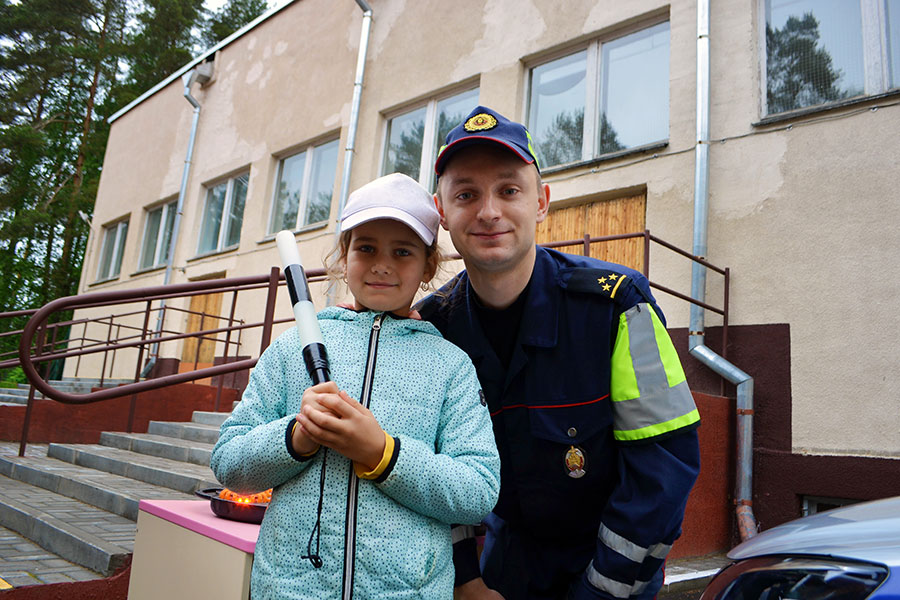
xmin=218 ymin=488 xmax=273 ymax=504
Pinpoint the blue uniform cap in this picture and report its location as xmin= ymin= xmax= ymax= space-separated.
xmin=434 ymin=105 xmax=541 ymax=175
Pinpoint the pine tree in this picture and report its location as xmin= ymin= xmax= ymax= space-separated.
xmin=122 ymin=0 xmax=206 ymax=104
xmin=201 ymin=0 xmax=267 ymax=48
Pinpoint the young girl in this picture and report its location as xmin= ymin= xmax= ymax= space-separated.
xmin=210 ymin=173 xmax=500 ymax=600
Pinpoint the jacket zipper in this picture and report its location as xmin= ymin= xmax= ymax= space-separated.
xmin=341 ymin=312 xmax=384 ymax=600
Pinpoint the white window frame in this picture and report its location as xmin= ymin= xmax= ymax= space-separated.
xmin=198 ymin=172 xmax=248 ymax=255
xmin=380 ymin=85 xmax=480 ymax=191
xmin=525 ymin=18 xmax=670 ymax=168
xmin=96 ymin=219 xmax=129 ymax=281
xmin=139 ymin=199 xmax=176 ymax=271
xmin=267 ymin=138 xmax=339 ymax=235
xmin=759 ymin=0 xmax=898 ymax=117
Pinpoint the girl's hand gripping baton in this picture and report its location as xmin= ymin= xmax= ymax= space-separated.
xmin=275 ymin=230 xmax=330 ymax=385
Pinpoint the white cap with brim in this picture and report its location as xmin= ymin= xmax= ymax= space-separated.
xmin=340 ymin=173 xmax=440 ymax=246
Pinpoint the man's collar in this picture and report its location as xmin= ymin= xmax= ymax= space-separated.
xmin=455 ymin=246 xmax=559 ymax=350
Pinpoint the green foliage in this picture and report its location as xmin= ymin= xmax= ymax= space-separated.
xmin=201 ymin=0 xmax=267 ymax=48
xmin=0 ymin=0 xmax=267 ymax=371
xmin=0 ymin=366 xmax=27 ymax=387
xmin=119 ymin=0 xmax=206 ymax=104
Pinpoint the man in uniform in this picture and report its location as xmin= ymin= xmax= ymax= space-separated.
xmin=417 ymin=106 xmax=701 ymax=600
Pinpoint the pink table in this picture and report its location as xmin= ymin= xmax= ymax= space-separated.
xmin=137 ymin=499 xmax=260 ymax=552
xmin=128 ymin=499 xmax=260 ymax=600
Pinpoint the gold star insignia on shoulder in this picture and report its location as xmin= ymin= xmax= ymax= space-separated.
xmin=595 ymin=271 xmax=628 ymax=298
xmin=565 ymin=267 xmax=635 ymax=303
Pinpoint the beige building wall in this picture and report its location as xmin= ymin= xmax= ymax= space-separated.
xmin=75 ymin=0 xmax=900 ymax=459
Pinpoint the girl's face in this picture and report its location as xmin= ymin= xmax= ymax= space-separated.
xmin=345 ymin=219 xmax=434 ymax=317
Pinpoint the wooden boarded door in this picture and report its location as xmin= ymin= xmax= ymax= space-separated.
xmin=180 ymin=290 xmax=223 ymax=383
xmin=536 ymin=193 xmax=646 ymax=271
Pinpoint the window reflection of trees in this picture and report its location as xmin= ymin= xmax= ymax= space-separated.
xmin=307 ymin=192 xmax=332 ymax=225
xmin=387 ymin=121 xmax=424 ymax=181
xmin=537 ymin=109 xmax=624 ymax=168
xmin=766 ymin=12 xmax=854 ymax=114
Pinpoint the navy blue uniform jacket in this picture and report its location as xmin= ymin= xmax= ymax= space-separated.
xmin=418 ymin=247 xmax=700 ymax=600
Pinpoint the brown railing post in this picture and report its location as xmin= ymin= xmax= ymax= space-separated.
xmin=18 ymin=324 xmax=46 ymax=456
xmin=583 ymin=233 xmax=590 ymax=257
xmin=127 ymin=301 xmax=153 ymax=433
xmin=100 ymin=317 xmax=113 ymax=388
xmin=722 ymin=267 xmax=730 ymax=357
xmin=259 ymin=266 xmax=280 ymax=353
xmin=216 ymin=290 xmax=240 ymax=412
xmin=192 ymin=313 xmax=204 ymax=377
xmin=74 ymin=321 xmax=85 ymax=377
xmin=109 ymin=323 xmax=122 ymax=380
xmin=18 ymin=386 xmax=36 ymax=457
xmin=643 ymin=229 xmax=651 ymax=279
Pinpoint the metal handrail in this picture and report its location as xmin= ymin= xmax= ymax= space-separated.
xmin=17 ymin=267 xmax=327 ymax=404
xmin=9 ymin=230 xmax=728 ymax=454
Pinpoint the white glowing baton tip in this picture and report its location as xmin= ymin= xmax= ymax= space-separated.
xmin=275 ymin=230 xmax=303 ymax=269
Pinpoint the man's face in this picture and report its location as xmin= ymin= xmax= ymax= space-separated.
xmin=436 ymin=145 xmax=549 ymax=277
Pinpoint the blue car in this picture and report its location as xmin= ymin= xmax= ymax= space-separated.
xmin=700 ymin=496 xmax=900 ymax=600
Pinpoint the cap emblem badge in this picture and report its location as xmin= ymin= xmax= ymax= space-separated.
xmin=464 ymin=113 xmax=498 ymax=132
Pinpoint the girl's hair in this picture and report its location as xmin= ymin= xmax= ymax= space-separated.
xmin=325 ymin=229 xmax=445 ymax=292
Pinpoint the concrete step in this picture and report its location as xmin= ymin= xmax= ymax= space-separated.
xmin=47 ymin=443 xmax=218 ymax=495
xmin=0 ymin=473 xmax=132 ymax=576
xmin=190 ymin=410 xmax=230 ymax=427
xmin=0 ymin=454 xmax=195 ymax=521
xmin=99 ymin=431 xmax=215 ymax=466
xmin=2 ymin=387 xmax=30 ymax=396
xmin=147 ymin=420 xmax=221 ymax=444
xmin=0 ymin=393 xmax=27 ymax=405
xmin=0 ymin=523 xmax=104 ymax=586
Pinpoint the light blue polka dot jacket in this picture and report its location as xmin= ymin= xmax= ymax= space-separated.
xmin=211 ymin=307 xmax=501 ymax=599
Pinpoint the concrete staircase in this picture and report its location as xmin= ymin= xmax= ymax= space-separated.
xmin=0 ymin=409 xmax=228 ymax=584
xmin=0 ymin=378 xmax=135 ymax=406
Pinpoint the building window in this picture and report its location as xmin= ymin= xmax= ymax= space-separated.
xmin=198 ymin=173 xmax=248 ymax=255
xmin=527 ymin=21 xmax=670 ymax=169
xmin=269 ymin=139 xmax=340 ymax=234
xmin=97 ymin=220 xmax=128 ymax=281
xmin=382 ymin=87 xmax=480 ymax=190
xmin=763 ymin=0 xmax=900 ymax=116
xmin=139 ymin=200 xmax=176 ymax=270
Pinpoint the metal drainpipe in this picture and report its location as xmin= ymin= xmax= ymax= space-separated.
xmin=688 ymin=0 xmax=758 ymax=541
xmin=327 ymin=0 xmax=373 ymax=306
xmin=142 ymin=69 xmax=202 ymax=377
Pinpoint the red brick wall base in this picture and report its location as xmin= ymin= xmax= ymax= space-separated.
xmin=0 ymin=383 xmax=237 ymax=444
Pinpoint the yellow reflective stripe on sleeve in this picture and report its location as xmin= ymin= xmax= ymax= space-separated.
xmin=615 ymin=408 xmax=700 ymax=441
xmin=611 ymin=311 xmax=640 ymax=401
xmin=610 ymin=303 xmax=699 ymax=441
xmin=650 ymin=305 xmax=687 ymax=388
